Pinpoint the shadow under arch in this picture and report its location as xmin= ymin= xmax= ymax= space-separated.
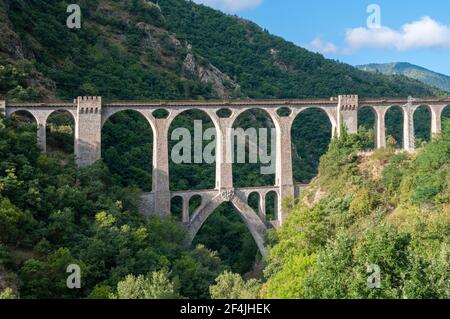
xmin=190 ymin=199 xmax=264 ymax=273
xmin=231 ymin=108 xmax=277 ymax=188
xmin=385 ymin=105 xmax=404 ymax=148
xmin=291 ymin=107 xmax=332 ymax=183
xmin=168 ymin=109 xmax=217 ymax=191
xmin=101 ymin=109 xmax=154 ymax=191
xmin=414 ymin=105 xmax=432 ymax=146
xmin=46 ymin=109 xmax=75 ymax=154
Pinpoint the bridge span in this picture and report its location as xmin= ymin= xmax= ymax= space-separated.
xmin=2 ymin=96 xmax=449 ymax=255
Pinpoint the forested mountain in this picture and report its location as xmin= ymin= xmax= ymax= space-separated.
xmin=0 ymin=0 xmax=445 ymax=101
xmin=0 ymin=0 xmax=449 ymax=299
xmin=358 ymin=62 xmax=450 ymax=94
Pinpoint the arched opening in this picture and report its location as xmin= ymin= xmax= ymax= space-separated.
xmin=9 ymin=110 xmax=39 ymax=148
xmin=193 ymin=202 xmax=260 ymax=275
xmin=265 ymin=191 xmax=278 ymax=223
xmin=232 ymin=109 xmax=276 ymax=188
xmin=46 ymin=110 xmax=75 ymax=154
xmin=153 ymin=109 xmax=169 ymax=119
xmin=101 ymin=110 xmax=153 ymax=191
xmin=247 ymin=192 xmax=260 ymax=216
xmin=291 ymin=108 xmax=332 ymax=183
xmin=169 ymin=110 xmax=217 ymax=191
xmin=277 ymin=107 xmax=292 ymax=117
xmin=357 ymin=106 xmax=376 ymax=149
xmin=189 ymin=195 xmax=202 ymax=216
xmin=385 ymin=106 xmax=404 ymax=149
xmin=9 ymin=110 xmax=37 ymax=130
xmin=171 ymin=196 xmax=183 ymax=222
xmin=414 ymin=105 xmax=432 ymax=147
xmin=217 ymin=108 xmax=232 ymax=118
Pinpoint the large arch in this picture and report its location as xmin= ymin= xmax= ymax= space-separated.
xmin=8 ymin=109 xmax=38 ymax=127
xmin=385 ymin=105 xmax=404 ymax=149
xmin=414 ymin=105 xmax=432 ymax=146
xmin=168 ymin=109 xmax=218 ymax=191
xmin=291 ymin=107 xmax=333 ymax=183
xmin=8 ymin=109 xmax=43 ymax=149
xmin=187 ymin=192 xmax=267 ymax=257
xmin=46 ymin=110 xmax=75 ymax=154
xmin=358 ymin=106 xmax=377 ymax=149
xmin=192 ymin=200 xmax=260 ymax=273
xmin=101 ymin=109 xmax=154 ymax=191
xmin=231 ymin=108 xmax=277 ymax=188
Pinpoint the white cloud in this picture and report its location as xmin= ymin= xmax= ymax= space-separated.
xmin=346 ymin=16 xmax=450 ymax=51
xmin=306 ymin=36 xmax=338 ymax=54
xmin=192 ymin=0 xmax=263 ymax=13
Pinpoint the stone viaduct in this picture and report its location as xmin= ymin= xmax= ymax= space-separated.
xmin=1 ymin=95 xmax=449 ymax=255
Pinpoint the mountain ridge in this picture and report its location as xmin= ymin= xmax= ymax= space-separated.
xmin=357 ymin=62 xmax=450 ymax=93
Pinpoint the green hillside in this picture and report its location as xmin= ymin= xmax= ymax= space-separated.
xmin=358 ymin=62 xmax=450 ymax=93
xmin=1 ymin=0 xmax=449 ymax=299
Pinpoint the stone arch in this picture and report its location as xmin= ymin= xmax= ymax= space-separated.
xmin=8 ymin=109 xmax=45 ymax=150
xmin=230 ymin=107 xmax=279 ymax=188
xmin=265 ymin=190 xmax=278 ymax=223
xmin=186 ymin=192 xmax=268 ymax=256
xmin=385 ymin=105 xmax=404 ymax=148
xmin=358 ymin=106 xmax=378 ymax=149
xmin=291 ymin=106 xmax=337 ymax=132
xmin=216 ymin=108 xmax=233 ymax=118
xmin=189 ymin=194 xmax=202 ymax=216
xmin=45 ymin=109 xmax=76 ymax=153
xmin=291 ymin=107 xmax=333 ymax=183
xmin=153 ymin=108 xmax=170 ymax=119
xmin=101 ymin=108 xmax=156 ymax=133
xmin=101 ymin=109 xmax=154 ymax=191
xmin=276 ymin=107 xmax=292 ymax=117
xmin=170 ymin=195 xmax=183 ymax=222
xmin=8 ymin=109 xmax=39 ymax=126
xmin=413 ymin=105 xmax=432 ymax=145
xmin=168 ymin=109 xmax=219 ymax=191
xmin=247 ymin=191 xmax=263 ymax=217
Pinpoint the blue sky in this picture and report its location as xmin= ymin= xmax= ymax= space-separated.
xmin=193 ymin=0 xmax=450 ymax=75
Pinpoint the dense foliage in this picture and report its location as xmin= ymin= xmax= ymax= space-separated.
xmin=0 ymin=114 xmax=227 ymax=299
xmin=1 ymin=0 xmax=449 ymax=299
xmin=216 ymin=121 xmax=449 ymax=299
